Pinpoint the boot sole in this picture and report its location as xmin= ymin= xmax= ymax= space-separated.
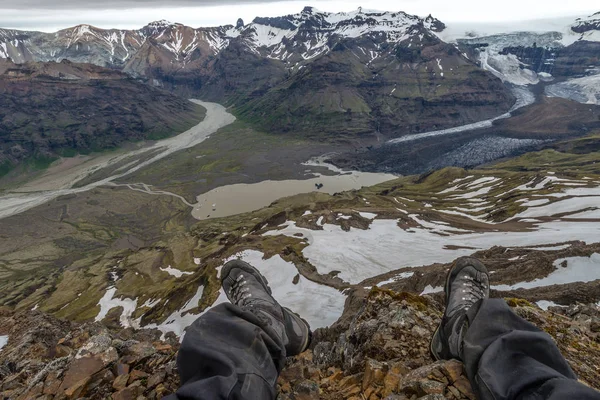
xmin=430 ymin=257 xmax=487 ymax=360
xmin=283 ymin=307 xmax=312 ymax=355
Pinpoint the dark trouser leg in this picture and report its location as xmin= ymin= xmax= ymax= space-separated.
xmin=166 ymin=303 xmax=285 ymax=400
xmin=462 ymin=299 xmax=600 ymax=400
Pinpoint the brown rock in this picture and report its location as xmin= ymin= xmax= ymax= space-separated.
xmin=55 ymin=344 xmax=72 ymax=358
xmin=280 ymin=364 xmax=305 ymax=384
xmin=447 ymin=385 xmax=462 ymax=399
xmin=340 ymin=384 xmax=362 ymax=397
xmin=59 ymin=356 xmax=104 ymax=391
xmin=339 ymin=373 xmax=363 ymax=389
xmin=117 ymin=363 xmax=131 ymax=376
xmin=16 ymin=382 xmax=43 ymax=400
xmin=113 ymin=386 xmax=140 ymax=400
xmin=362 ymin=359 xmax=388 ymax=390
xmin=292 ymin=380 xmax=320 ymax=400
xmin=418 ymin=379 xmax=446 ymax=395
xmin=64 ymin=376 xmax=90 ymax=399
xmin=382 ymin=369 xmax=402 ymax=397
xmin=155 ymin=384 xmax=168 ymax=398
xmin=122 ymin=342 xmax=156 ymax=364
xmin=43 ymin=371 xmax=62 ymax=395
xmin=113 ymin=374 xmax=130 ymax=391
xmin=453 ymin=376 xmax=475 ymax=400
xmin=153 ymin=343 xmax=172 ymax=352
xmin=147 ymin=371 xmax=166 ymax=388
xmin=87 ymin=368 xmax=115 ymax=393
xmin=442 ymin=360 xmax=464 ymax=384
xmin=280 ymin=381 xmax=292 ymax=393
xmin=129 ymin=369 xmax=149 ymax=384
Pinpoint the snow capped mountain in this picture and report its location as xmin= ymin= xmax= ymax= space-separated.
xmin=434 ymin=11 xmax=600 ymax=100
xmin=229 ymin=7 xmax=444 ymax=66
xmin=0 ymin=7 xmax=445 ymax=73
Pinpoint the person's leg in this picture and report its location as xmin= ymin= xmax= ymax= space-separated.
xmin=431 ymin=257 xmax=600 ymax=400
xmin=462 ymin=298 xmax=600 ymax=400
xmin=166 ymin=260 xmax=312 ymax=400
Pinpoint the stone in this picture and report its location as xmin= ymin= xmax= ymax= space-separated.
xmin=416 ymin=395 xmax=446 ymax=400
xmin=76 ymin=333 xmax=112 ymax=358
xmin=382 ymin=369 xmax=402 ymax=397
xmin=280 ymin=364 xmax=305 ymax=384
xmin=43 ymin=371 xmax=62 ymax=395
xmin=411 ymin=325 xmax=429 ymax=337
xmin=64 ymin=376 xmax=90 ymax=399
xmin=447 ymin=385 xmax=462 ymax=399
xmin=362 ymin=359 xmax=388 ymax=390
xmin=113 ymin=386 xmax=140 ymax=400
xmin=122 ymin=342 xmax=156 ymax=364
xmin=147 ymin=371 xmax=166 ymax=388
xmin=129 ymin=369 xmax=149 ymax=384
xmin=453 ymin=376 xmax=475 ymax=400
xmin=55 ymin=344 xmax=72 ymax=358
xmin=88 ymin=368 xmax=115 ymax=392
xmin=441 ymin=360 xmax=464 ymax=384
xmin=338 ymin=373 xmax=362 ymax=389
xmin=59 ymin=356 xmax=105 ymax=391
xmin=418 ymin=379 xmax=445 ymax=395
xmin=114 ymin=373 xmax=130 ymax=391
xmin=340 ymin=384 xmax=361 ymax=397
xmin=153 ymin=343 xmax=172 ymax=352
xmin=155 ymin=384 xmax=168 ymax=398
xmin=117 ymin=363 xmax=131 ymax=376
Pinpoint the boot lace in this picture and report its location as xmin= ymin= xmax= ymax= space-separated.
xmin=229 ymin=274 xmax=254 ymax=307
xmin=459 ymin=275 xmax=487 ymax=311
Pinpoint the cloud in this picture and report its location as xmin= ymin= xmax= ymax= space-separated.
xmin=0 ymin=0 xmax=302 ymax=9
xmin=0 ymin=0 xmax=597 ymax=32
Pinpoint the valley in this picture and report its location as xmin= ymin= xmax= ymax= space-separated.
xmin=1 ymin=6 xmax=600 ymax=399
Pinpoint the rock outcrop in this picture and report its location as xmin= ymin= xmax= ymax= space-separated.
xmin=2 ymin=288 xmax=599 ymax=399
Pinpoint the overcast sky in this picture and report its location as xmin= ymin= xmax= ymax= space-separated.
xmin=0 ymin=0 xmax=597 ymax=32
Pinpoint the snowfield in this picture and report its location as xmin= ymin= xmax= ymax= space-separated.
xmin=263 ymin=218 xmax=600 ymax=285
xmin=493 ymin=253 xmax=600 ymax=290
xmin=91 ymin=175 xmax=600 ymax=337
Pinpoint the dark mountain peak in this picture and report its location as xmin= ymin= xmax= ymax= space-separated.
xmin=424 ymin=14 xmax=446 ymax=32
xmin=571 ymin=13 xmax=600 ymax=34
xmin=252 ymin=15 xmax=298 ymax=31
xmin=236 ymin=18 xmax=245 ymax=29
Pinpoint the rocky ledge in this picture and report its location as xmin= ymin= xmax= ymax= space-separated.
xmin=1 ymin=289 xmax=599 ymax=399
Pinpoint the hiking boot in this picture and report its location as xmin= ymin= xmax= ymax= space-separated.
xmin=221 ymin=259 xmax=312 ymax=356
xmin=430 ymin=256 xmax=489 ymax=361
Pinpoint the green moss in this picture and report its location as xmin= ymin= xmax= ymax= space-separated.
xmin=505 ymin=298 xmax=535 ymax=308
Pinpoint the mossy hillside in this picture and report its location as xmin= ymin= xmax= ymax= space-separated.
xmin=3 ymin=132 xmax=600 ymax=326
xmin=233 ymin=38 xmax=513 ymax=139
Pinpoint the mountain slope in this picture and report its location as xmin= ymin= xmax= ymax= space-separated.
xmin=0 ymin=59 xmax=205 ymax=171
xmin=233 ymin=26 xmax=513 ymax=139
xmin=0 ymin=9 xmax=517 ymax=141
xmin=1 ymin=289 xmax=599 ymax=399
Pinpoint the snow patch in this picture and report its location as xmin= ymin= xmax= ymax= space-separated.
xmin=493 ymin=253 xmax=600 ymax=290
xmin=95 ymin=287 xmax=138 ymax=328
xmin=160 ymin=265 xmax=194 ymax=278
xmin=536 ymin=300 xmax=561 ymax=310
xmin=421 ymin=285 xmax=443 ymax=295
